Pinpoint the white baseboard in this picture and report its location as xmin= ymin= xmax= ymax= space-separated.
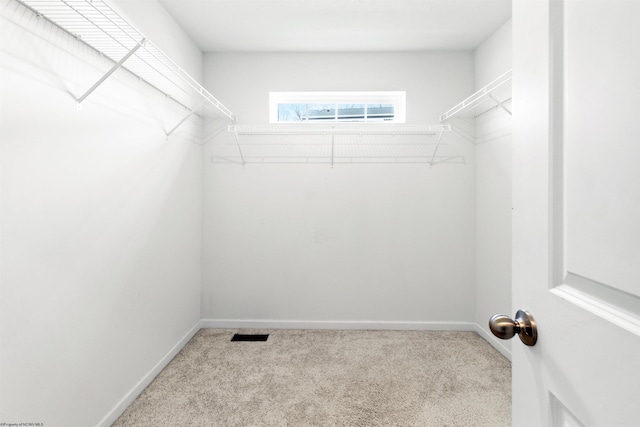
xmin=97 ymin=320 xmax=202 ymax=427
xmin=474 ymin=323 xmax=512 ymax=361
xmin=200 ymin=318 xmax=476 ymax=331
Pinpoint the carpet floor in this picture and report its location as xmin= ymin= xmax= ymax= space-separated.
xmin=112 ymin=329 xmax=511 ymax=426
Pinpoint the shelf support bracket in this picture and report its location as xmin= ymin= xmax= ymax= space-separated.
xmin=232 ymin=127 xmax=246 ymax=166
xmin=450 ymin=123 xmax=476 ymax=144
xmin=76 ymin=38 xmax=146 ymax=108
xmin=203 ymin=126 xmax=226 ymax=143
xmin=166 ymin=100 xmax=206 ymax=139
xmin=488 ymin=93 xmax=512 ymax=116
xmin=331 ymin=133 xmax=335 ymax=168
xmin=430 ymin=130 xmax=445 ymax=166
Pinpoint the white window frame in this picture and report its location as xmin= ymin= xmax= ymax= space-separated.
xmin=269 ymin=91 xmax=406 ymax=124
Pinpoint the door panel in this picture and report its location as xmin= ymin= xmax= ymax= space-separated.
xmin=512 ymin=0 xmax=640 ymax=426
xmin=552 ymin=0 xmax=640 ymax=336
xmin=563 ymin=0 xmax=640 ymax=298
xmin=550 ymin=393 xmax=584 ymax=427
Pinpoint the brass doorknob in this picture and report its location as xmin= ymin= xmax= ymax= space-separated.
xmin=489 ymin=309 xmax=537 ymax=346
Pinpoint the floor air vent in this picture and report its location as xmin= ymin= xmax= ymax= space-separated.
xmin=231 ymin=334 xmax=269 ymax=342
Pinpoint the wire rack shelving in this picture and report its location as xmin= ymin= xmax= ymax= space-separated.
xmin=16 ymin=0 xmax=236 ymax=137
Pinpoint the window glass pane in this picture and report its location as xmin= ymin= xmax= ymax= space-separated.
xmin=307 ymin=104 xmax=335 ymax=121
xmin=278 ymin=104 xmax=307 ymax=122
xmin=274 ymin=96 xmax=401 ymax=123
xmin=277 ymin=101 xmax=397 ymax=123
xmin=366 ymin=104 xmax=395 ymax=122
xmin=337 ymin=104 xmax=365 ymax=122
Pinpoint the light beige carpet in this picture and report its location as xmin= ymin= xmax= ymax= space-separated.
xmin=113 ymin=329 xmax=511 ymax=427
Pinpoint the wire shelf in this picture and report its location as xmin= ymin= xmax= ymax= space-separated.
xmin=439 ymin=69 xmax=512 ymax=122
xmin=16 ymin=0 xmax=236 ymax=125
xmin=214 ymin=124 xmax=463 ymax=166
xmin=228 ymin=124 xmax=451 ymax=136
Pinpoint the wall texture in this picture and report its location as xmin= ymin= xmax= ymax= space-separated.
xmin=0 ymin=0 xmax=203 ymax=425
xmin=473 ymin=19 xmax=513 ymax=357
xmin=201 ymin=52 xmax=477 ymax=327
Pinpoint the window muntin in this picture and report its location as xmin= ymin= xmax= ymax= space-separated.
xmin=270 ymin=92 xmax=406 ymax=123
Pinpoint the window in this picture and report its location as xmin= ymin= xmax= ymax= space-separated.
xmin=269 ymin=91 xmax=406 ymax=123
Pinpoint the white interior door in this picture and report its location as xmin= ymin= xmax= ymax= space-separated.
xmin=511 ymin=0 xmax=640 ymax=425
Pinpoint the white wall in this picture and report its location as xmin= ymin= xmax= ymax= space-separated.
xmin=473 ymin=20 xmax=513 ymax=356
xmin=0 ymin=0 xmax=202 ymax=425
xmin=201 ymin=52 xmax=477 ymax=327
xmin=0 ymin=0 xmax=512 ymax=420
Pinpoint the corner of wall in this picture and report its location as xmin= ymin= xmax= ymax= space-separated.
xmin=475 ymin=323 xmax=512 ymax=361
xmin=472 ymin=16 xmax=513 ymax=356
xmin=97 ymin=320 xmax=203 ymax=427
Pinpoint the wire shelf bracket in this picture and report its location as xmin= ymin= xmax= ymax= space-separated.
xmin=75 ymin=37 xmax=145 ymax=109
xmin=166 ymin=99 xmax=206 ymax=139
xmin=16 ymin=0 xmax=237 ymax=136
xmin=231 ymin=126 xmax=246 ymax=166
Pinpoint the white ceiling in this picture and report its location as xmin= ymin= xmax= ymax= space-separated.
xmin=158 ymin=0 xmax=512 ymax=53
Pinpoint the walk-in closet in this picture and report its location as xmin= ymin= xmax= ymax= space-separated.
xmin=2 ymin=0 xmax=639 ymax=426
